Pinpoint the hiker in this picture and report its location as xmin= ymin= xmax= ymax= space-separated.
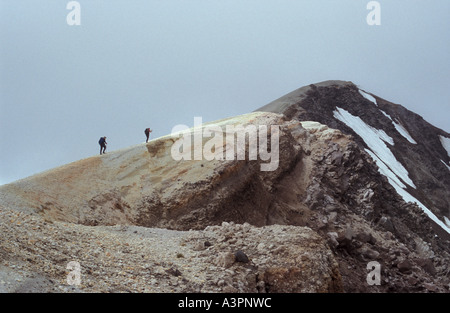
xmin=145 ymin=128 xmax=152 ymax=143
xmin=99 ymin=136 xmax=107 ymax=155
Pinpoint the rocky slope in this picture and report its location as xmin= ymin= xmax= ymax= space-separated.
xmin=257 ymin=80 xmax=450 ymax=236
xmin=0 ymin=206 xmax=340 ymax=293
xmin=0 ymin=82 xmax=449 ymax=293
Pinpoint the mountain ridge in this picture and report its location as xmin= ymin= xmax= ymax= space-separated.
xmin=0 ymin=81 xmax=449 ymax=293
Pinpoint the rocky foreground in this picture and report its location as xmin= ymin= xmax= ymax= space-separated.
xmin=1 ymin=203 xmax=448 ymax=293
xmin=0 ymin=206 xmax=340 ymax=293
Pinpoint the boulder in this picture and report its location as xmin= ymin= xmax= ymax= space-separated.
xmin=397 ymin=259 xmax=413 ymax=274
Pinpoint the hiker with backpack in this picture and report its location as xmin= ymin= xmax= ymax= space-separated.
xmin=99 ymin=136 xmax=107 ymax=155
xmin=145 ymin=128 xmax=152 ymax=143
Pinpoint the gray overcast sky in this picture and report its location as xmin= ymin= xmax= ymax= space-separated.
xmin=1 ymin=0 xmax=449 ymax=185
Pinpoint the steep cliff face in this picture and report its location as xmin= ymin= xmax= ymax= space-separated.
xmin=0 ymin=82 xmax=449 ymax=293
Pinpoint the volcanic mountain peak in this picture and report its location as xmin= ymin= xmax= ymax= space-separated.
xmin=257 ymin=80 xmax=450 ymax=236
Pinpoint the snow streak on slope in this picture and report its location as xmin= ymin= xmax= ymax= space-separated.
xmin=441 ymin=160 xmax=450 ymax=172
xmin=333 ymin=107 xmax=414 ymax=188
xmin=393 ymin=121 xmax=417 ymax=144
xmin=379 ymin=109 xmax=417 ymax=144
xmin=364 ymin=149 xmax=407 ymax=190
xmin=333 ymin=107 xmax=450 ymax=235
xmin=440 ymin=135 xmax=450 ymax=157
xmin=359 ymin=90 xmax=377 ymax=106
xmin=446 ymin=217 xmax=450 ymax=229
xmin=366 ymin=149 xmax=450 ymax=233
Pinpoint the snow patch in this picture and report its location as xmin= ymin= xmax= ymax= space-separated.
xmin=379 ymin=109 xmax=417 ymax=144
xmin=333 ymin=107 xmax=415 ymax=188
xmin=333 ymin=107 xmax=450 ymax=235
xmin=380 ymin=110 xmax=391 ymax=120
xmin=391 ymin=186 xmax=450 ymax=235
xmin=300 ymin=121 xmax=333 ymax=135
xmin=334 ymin=107 xmax=393 ymax=145
xmin=439 ymin=135 xmax=450 ymax=157
xmin=441 ymin=160 xmax=450 ymax=171
xmin=393 ymin=121 xmax=417 ymax=144
xmin=365 ymin=149 xmax=406 ymax=189
xmin=365 ymin=149 xmax=450 ymax=235
xmin=359 ymin=90 xmax=377 ymax=106
xmin=445 ymin=217 xmax=450 ymax=229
